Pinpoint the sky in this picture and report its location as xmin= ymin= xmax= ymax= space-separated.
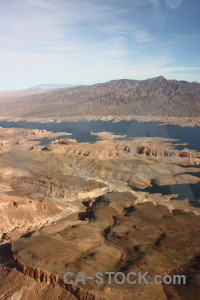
xmin=0 ymin=0 xmax=200 ymax=90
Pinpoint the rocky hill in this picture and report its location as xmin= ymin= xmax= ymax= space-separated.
xmin=0 ymin=76 xmax=200 ymax=120
xmin=12 ymin=192 xmax=200 ymax=300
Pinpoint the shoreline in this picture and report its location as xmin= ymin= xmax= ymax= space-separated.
xmin=0 ymin=114 xmax=200 ymax=127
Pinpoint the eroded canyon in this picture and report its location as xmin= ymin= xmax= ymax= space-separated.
xmin=0 ymin=126 xmax=200 ymax=300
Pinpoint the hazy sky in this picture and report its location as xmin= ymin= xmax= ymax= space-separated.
xmin=0 ymin=0 xmax=200 ymax=89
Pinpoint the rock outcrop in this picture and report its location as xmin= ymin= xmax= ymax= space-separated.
xmin=12 ymin=254 xmax=98 ymax=300
xmin=12 ymin=192 xmax=200 ymax=300
xmin=19 ymin=176 xmax=106 ymax=199
xmin=38 ymin=138 xmax=200 ymax=165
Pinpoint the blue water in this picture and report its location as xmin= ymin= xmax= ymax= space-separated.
xmin=0 ymin=119 xmax=199 ymax=150
xmin=0 ymin=119 xmax=200 ymax=207
xmin=130 ymin=178 xmax=200 ymax=208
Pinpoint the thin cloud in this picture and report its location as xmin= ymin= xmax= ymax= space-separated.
xmin=0 ymin=0 xmax=199 ymax=89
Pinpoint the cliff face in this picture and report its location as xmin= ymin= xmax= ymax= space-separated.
xmin=12 ymin=253 xmax=99 ymax=300
xmin=1 ymin=126 xmax=200 ymax=299
xmin=0 ymin=76 xmax=200 ymax=119
xmin=136 ymin=144 xmax=195 ymax=158
xmin=38 ymin=138 xmax=200 ymax=165
xmin=11 ymin=192 xmax=200 ymax=300
xmin=18 ymin=176 xmax=106 ymax=200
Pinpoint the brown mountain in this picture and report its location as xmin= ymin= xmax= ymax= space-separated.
xmin=0 ymin=76 xmax=200 ymax=119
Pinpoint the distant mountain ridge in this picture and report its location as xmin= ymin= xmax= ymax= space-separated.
xmin=36 ymin=83 xmax=77 ymax=90
xmin=0 ymin=76 xmax=200 ymax=119
xmin=0 ymin=83 xmax=77 ymax=93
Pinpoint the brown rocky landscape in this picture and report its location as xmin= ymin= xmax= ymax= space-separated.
xmin=12 ymin=192 xmax=200 ymax=300
xmin=0 ymin=125 xmax=200 ymax=299
xmin=0 ymin=76 xmax=200 ymax=126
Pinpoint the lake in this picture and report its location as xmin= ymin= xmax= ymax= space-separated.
xmin=0 ymin=119 xmax=200 ymax=150
xmin=0 ymin=119 xmax=199 ymax=207
xmin=130 ymin=177 xmax=200 ymax=208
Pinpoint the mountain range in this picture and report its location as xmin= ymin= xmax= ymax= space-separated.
xmin=0 ymin=76 xmax=199 ymax=120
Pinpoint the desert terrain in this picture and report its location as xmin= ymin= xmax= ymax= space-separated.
xmin=0 ymin=74 xmax=200 ymax=300
xmin=0 ymin=77 xmax=200 ymax=127
xmin=0 ymin=125 xmax=200 ymax=299
xmin=1 ymin=0 xmax=200 ymax=296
